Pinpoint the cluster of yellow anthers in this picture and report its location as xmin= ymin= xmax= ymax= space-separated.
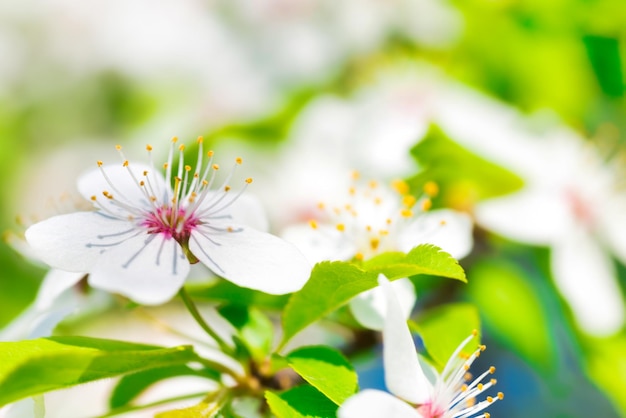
xmin=307 ymin=172 xmax=440 ymax=261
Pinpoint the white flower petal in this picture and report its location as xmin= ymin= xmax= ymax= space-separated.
xmin=350 ymin=278 xmax=416 ymax=331
xmin=89 ymin=234 xmax=189 ymax=305
xmin=398 ymin=209 xmax=473 ymax=259
xmin=379 ymin=275 xmax=432 ymax=404
xmin=551 ymin=230 xmax=625 ymax=336
xmin=338 ymin=389 xmax=422 ymax=418
xmin=476 ymin=189 xmax=572 ymax=245
xmin=227 ymin=193 xmax=270 ymax=232
xmin=35 ymin=270 xmax=86 ymax=311
xmin=599 ymin=201 xmax=626 ymax=266
xmin=189 ymin=225 xmax=311 ymax=294
xmin=25 ymin=212 xmax=132 ymax=273
xmin=77 ymin=162 xmax=167 ymax=213
xmin=281 ymin=224 xmax=357 ymax=264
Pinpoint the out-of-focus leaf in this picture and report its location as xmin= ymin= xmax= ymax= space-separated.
xmin=409 ymin=125 xmax=524 ymax=210
xmin=412 ymin=303 xmax=481 ymax=372
xmin=466 ymin=258 xmax=557 ymax=372
xmin=188 ymin=280 xmax=290 ymax=310
xmin=110 ymin=365 xmax=219 ymax=409
xmin=583 ymin=35 xmax=623 ymax=98
xmin=286 ymin=346 xmax=358 ymax=405
xmin=265 ymin=385 xmax=338 ymax=418
xmin=0 ymin=336 xmax=199 ymax=406
xmin=584 ymin=334 xmax=626 ymax=416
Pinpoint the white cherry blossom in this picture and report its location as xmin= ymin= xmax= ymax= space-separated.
xmin=282 ymin=176 xmax=473 ymax=329
xmin=25 ymin=138 xmax=311 ymax=305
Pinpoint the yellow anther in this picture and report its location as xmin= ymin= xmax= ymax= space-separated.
xmin=179 ymin=144 xmax=185 ymax=151
xmin=197 ymin=136 xmax=203 ymax=143
xmin=193 ymin=173 xmax=199 ymax=178
xmin=374 ymin=197 xmax=382 ymax=205
xmin=464 ymin=372 xmax=473 ymax=381
xmin=472 ymin=329 xmax=478 ymax=336
xmin=336 ymin=223 xmax=345 ymax=232
xmin=171 ymin=136 xmax=178 ymax=143
xmin=351 ymin=170 xmax=360 ymax=180
xmin=150 ymin=196 xmax=157 ymax=202
xmin=423 ymin=181 xmax=439 ymax=197
xmin=185 ymin=165 xmax=191 ymax=172
xmin=464 ymin=364 xmax=470 ymax=371
xmin=366 ymin=225 xmax=372 ymax=232
xmin=115 ymin=145 xmax=122 ymax=150
xmin=163 ymin=163 xmax=169 ymax=169
xmin=143 ymin=170 xmax=148 ymax=176
xmin=440 ymin=220 xmax=447 ymax=226
xmin=487 ymin=396 xmax=494 ymax=403
xmin=236 ymin=157 xmax=243 ymax=164
xmin=123 ymin=160 xmax=129 ymax=167
xmin=207 ymin=150 xmax=214 ymax=157
xmin=391 ymin=179 xmax=409 ymax=195
xmin=401 ymin=209 xmax=413 ymax=218
xmin=477 ymin=383 xmax=484 ymax=390
xmin=490 ymin=378 xmax=497 ymax=385
xmin=379 ymin=229 xmax=389 ymax=236
xmin=386 ymin=218 xmax=392 ymax=225
xmin=245 ymin=178 xmax=253 ymax=184
xmin=354 ymin=252 xmax=364 ymax=261
xmin=349 ymin=187 xmax=356 ymax=195
xmin=202 ymin=180 xmax=208 ymax=186
xmin=227 ymin=226 xmax=234 ymax=232
xmin=402 ymin=195 xmax=416 ymax=208
xmin=212 ymin=164 xmax=219 ymax=170
xmin=461 ymin=384 xmax=468 ymax=392
xmin=485 ymin=414 xmax=490 ymax=418
xmin=368 ymin=180 xmax=378 ymax=189
xmin=370 ymin=238 xmax=380 ymax=250
xmin=139 ymin=181 xmax=145 ymax=186
xmin=497 ymin=392 xmax=504 ymax=400
xmin=345 ymin=204 xmax=352 ymax=210
xmin=224 ymin=185 xmax=231 ymax=192
xmin=317 ymin=202 xmax=325 ymax=210
xmin=489 ymin=366 xmax=496 ymax=374
xmin=480 ymin=344 xmax=487 ymax=351
xmin=421 ymin=198 xmax=432 ymax=211
xmin=90 ymin=195 xmax=97 ymax=201
xmin=309 ymin=220 xmax=318 ymax=229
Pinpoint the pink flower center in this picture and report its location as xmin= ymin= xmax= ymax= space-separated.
xmin=417 ymin=402 xmax=444 ymax=418
xmin=142 ymin=206 xmax=200 ymax=244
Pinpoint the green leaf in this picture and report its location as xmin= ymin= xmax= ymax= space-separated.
xmin=409 ymin=125 xmax=524 ymax=208
xmin=286 ymin=346 xmax=358 ymax=405
xmin=412 ymin=303 xmax=481 ymax=372
xmin=188 ymin=280 xmax=290 ymax=310
xmin=281 ymin=262 xmax=377 ymax=348
xmin=0 ymin=336 xmax=199 ymax=406
xmin=281 ymin=245 xmax=466 ymax=346
xmin=218 ymin=305 xmax=274 ymax=362
xmin=362 ymin=244 xmax=466 ymax=283
xmin=110 ymin=366 xmax=219 ymax=409
xmin=265 ymin=385 xmax=339 ymax=418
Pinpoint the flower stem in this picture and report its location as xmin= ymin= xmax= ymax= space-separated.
xmin=178 ymin=286 xmax=234 ymax=356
